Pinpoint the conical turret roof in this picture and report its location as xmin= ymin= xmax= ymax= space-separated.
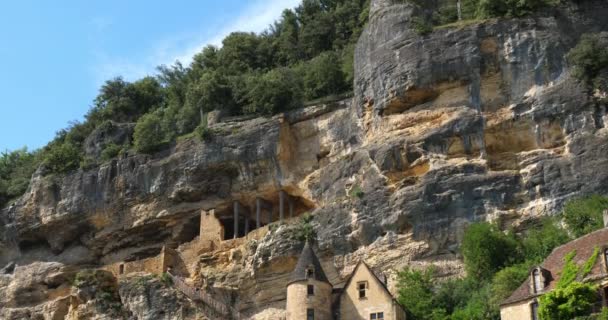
xmin=288 ymin=241 xmax=329 ymax=285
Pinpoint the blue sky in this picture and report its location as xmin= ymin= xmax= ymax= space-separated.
xmin=0 ymin=0 xmax=300 ymax=151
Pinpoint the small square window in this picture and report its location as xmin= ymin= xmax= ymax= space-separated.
xmin=307 ymin=284 xmax=314 ymax=296
xmin=307 ymin=308 xmax=314 ymax=320
xmin=370 ymin=312 xmax=384 ymax=320
xmin=306 ymin=267 xmax=315 ymax=279
xmin=358 ymin=281 xmax=368 ymax=299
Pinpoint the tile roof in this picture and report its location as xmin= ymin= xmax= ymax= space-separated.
xmin=502 ymin=228 xmax=608 ymax=306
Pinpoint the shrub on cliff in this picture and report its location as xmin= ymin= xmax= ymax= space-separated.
xmin=42 ymin=142 xmax=82 ymax=174
xmin=302 ymin=51 xmax=348 ymax=100
xmin=567 ymin=33 xmax=608 ymax=91
xmin=562 ymin=194 xmax=608 ymax=238
xmin=133 ymin=111 xmax=168 ymax=154
xmin=243 ymin=67 xmax=304 ymax=115
xmin=0 ymin=148 xmax=38 ymax=207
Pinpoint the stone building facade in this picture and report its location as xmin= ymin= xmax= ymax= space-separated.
xmin=286 ymin=242 xmax=407 ymax=320
xmin=500 ymin=223 xmax=608 ymax=320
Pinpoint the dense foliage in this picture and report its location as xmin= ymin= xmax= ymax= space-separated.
xmin=402 ymin=0 xmax=560 ymax=34
xmin=562 ymin=194 xmax=608 ymax=238
xmin=0 ymin=0 xmax=372 ymax=207
xmin=396 ymin=195 xmax=608 ymax=320
xmin=539 ymin=282 xmax=598 ymax=320
xmin=567 ymin=33 xmax=608 ymax=92
xmin=0 ymin=149 xmax=38 ymax=207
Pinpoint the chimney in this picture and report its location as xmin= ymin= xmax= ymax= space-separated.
xmin=603 ymin=210 xmax=608 ymax=228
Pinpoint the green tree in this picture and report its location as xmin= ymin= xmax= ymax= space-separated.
xmin=274 ymin=9 xmax=302 ymax=65
xmin=562 ymin=195 xmax=608 ymax=238
xmin=219 ymin=32 xmax=266 ymax=73
xmin=0 ymin=148 xmax=39 ymax=207
xmin=567 ymin=34 xmax=608 ymax=91
xmin=397 ymin=267 xmax=445 ymax=320
xmin=42 ymin=142 xmax=82 ymax=174
xmin=244 ymin=67 xmax=304 ymax=115
xmin=303 ymin=51 xmax=347 ymax=99
xmin=133 ymin=111 xmax=167 ymax=154
xmin=490 ymin=261 xmax=535 ymax=308
xmin=520 ymin=217 xmax=571 ymax=262
xmin=461 ymin=222 xmax=518 ymax=280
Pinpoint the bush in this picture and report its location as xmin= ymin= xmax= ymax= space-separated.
xmin=296 ymin=213 xmax=316 ymax=241
xmin=539 ymin=281 xmax=598 ymax=320
xmin=461 ymin=222 xmax=518 ymax=280
xmin=0 ymin=148 xmax=38 ymax=208
xmin=302 ymin=52 xmax=348 ymax=100
xmin=243 ymin=67 xmax=304 ymax=115
xmin=42 ymin=142 xmax=82 ymax=174
xmin=412 ymin=17 xmax=433 ymax=35
xmin=567 ymin=34 xmax=608 ymax=91
xmin=100 ymin=143 xmax=123 ymax=162
xmin=562 ymin=195 xmax=608 ymax=238
xmin=133 ymin=111 xmax=167 ymax=154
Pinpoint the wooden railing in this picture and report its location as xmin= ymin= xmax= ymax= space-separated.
xmin=167 ymin=271 xmax=246 ymax=319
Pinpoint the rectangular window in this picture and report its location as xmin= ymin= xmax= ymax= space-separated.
xmin=358 ymin=281 xmax=368 ymax=299
xmin=119 ymin=264 xmax=124 ymax=275
xmin=370 ymin=312 xmax=384 ymax=319
xmin=307 ymin=308 xmax=314 ymax=320
xmin=307 ymin=284 xmax=314 ymax=296
xmin=531 ymin=302 xmax=539 ymax=320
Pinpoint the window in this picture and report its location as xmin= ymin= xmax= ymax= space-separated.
xmin=358 ymin=281 xmax=368 ymax=299
xmin=306 ymin=266 xmax=315 ymax=279
xmin=531 ymin=302 xmax=539 ymax=320
xmin=307 ymin=284 xmax=314 ymax=296
xmin=307 ymin=308 xmax=314 ymax=320
xmin=370 ymin=312 xmax=384 ymax=319
xmin=119 ymin=264 xmax=124 ymax=275
xmin=604 ymin=249 xmax=608 ymax=271
xmin=533 ymin=269 xmax=542 ymax=293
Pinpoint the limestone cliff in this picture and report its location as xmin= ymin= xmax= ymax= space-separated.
xmin=2 ymin=0 xmax=608 ymax=319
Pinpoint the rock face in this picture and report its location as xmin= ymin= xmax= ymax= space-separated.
xmin=2 ymin=0 xmax=608 ymax=318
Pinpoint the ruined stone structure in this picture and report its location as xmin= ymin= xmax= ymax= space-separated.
xmin=286 ymin=242 xmax=406 ymax=320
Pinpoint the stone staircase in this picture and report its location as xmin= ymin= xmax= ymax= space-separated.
xmin=167 ymin=271 xmax=246 ymax=320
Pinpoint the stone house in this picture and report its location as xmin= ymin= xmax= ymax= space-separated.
xmin=500 ymin=220 xmax=608 ymax=320
xmin=286 ymin=242 xmax=407 ymax=320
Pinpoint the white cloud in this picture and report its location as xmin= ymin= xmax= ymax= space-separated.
xmin=92 ymin=0 xmax=300 ymax=85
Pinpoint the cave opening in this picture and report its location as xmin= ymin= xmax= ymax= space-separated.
xmin=174 ymin=214 xmax=201 ymax=244
xmin=220 ymin=217 xmax=256 ymax=240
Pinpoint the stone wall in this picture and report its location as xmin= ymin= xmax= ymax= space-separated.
xmin=500 ymin=300 xmax=535 ymax=320
xmin=286 ymin=280 xmax=333 ymax=320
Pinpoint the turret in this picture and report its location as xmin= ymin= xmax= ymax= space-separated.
xmin=286 ymin=241 xmax=332 ymax=320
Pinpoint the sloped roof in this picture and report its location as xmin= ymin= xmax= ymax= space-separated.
xmin=502 ymin=228 xmax=608 ymax=306
xmin=288 ymin=241 xmax=330 ymax=285
xmin=342 ymin=261 xmax=406 ymax=313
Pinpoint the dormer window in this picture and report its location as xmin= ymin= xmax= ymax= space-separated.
xmin=306 ymin=266 xmax=315 ymax=279
xmin=533 ymin=269 xmax=542 ymax=293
